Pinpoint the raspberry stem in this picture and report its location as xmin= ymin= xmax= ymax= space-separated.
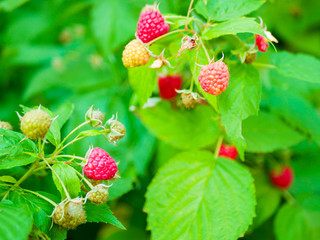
xmin=74 ymin=170 xmax=94 ymax=190
xmin=282 ymin=190 xmax=296 ymax=204
xmin=55 ymin=155 xmax=86 ymax=162
xmin=23 ymin=189 xmax=57 ymax=207
xmin=60 ymin=120 xmax=90 ymax=146
xmin=252 ymin=62 xmax=276 ymax=69
xmin=185 ymin=0 xmax=195 ymax=30
xmin=199 ymin=37 xmax=211 ymax=63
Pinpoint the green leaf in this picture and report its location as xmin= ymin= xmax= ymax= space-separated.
xmin=251 ymin=170 xmax=281 ymax=229
xmin=128 ymin=65 xmax=157 ymax=106
xmin=47 ymin=225 xmax=67 ymax=240
xmin=0 ymin=176 xmax=16 ymax=183
xmin=0 ymin=129 xmax=37 ymax=169
xmin=0 ymin=201 xmax=33 ymax=240
xmin=54 ymin=103 xmax=74 ymax=130
xmin=195 ymin=0 xmax=265 ymax=21
xmin=108 ymin=177 xmax=134 ymax=201
xmin=266 ymin=90 xmax=320 ymax=146
xmin=275 ymin=203 xmax=320 ymax=240
xmin=10 ymin=190 xmax=56 ymax=233
xmin=85 ymin=202 xmax=125 ymax=229
xmin=219 ymin=64 xmax=261 ymax=159
xmin=91 ymin=0 xmax=136 ymax=55
xmin=271 ymin=51 xmax=320 ymax=83
xmin=202 ymin=17 xmax=265 ymax=40
xmin=139 ymin=102 xmax=222 ymax=149
xmin=242 ymin=112 xmax=305 ymax=153
xmin=52 ymin=163 xmax=80 ymax=199
xmin=145 ymin=151 xmax=256 ymax=240
xmin=0 ymin=0 xmax=29 ymax=11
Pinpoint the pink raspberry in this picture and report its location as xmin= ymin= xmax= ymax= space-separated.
xmin=83 ymin=148 xmax=117 ymax=180
xmin=198 ymin=61 xmax=229 ymax=95
xmin=219 ymin=144 xmax=238 ymax=160
xmin=137 ymin=9 xmax=169 ymax=43
xmin=255 ymin=35 xmax=269 ymax=52
xmin=158 ymin=75 xmax=182 ymax=99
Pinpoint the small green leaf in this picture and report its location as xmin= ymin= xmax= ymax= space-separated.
xmin=275 ymin=202 xmax=320 ymax=240
xmin=128 ymin=65 xmax=157 ymax=106
xmin=202 ymin=17 xmax=265 ymax=40
xmin=139 ymin=102 xmax=222 ymax=150
xmin=85 ymin=202 xmax=125 ymax=229
xmin=242 ymin=112 xmax=305 ymax=152
xmin=195 ymin=0 xmax=266 ymax=21
xmin=52 ymin=163 xmax=80 ymax=199
xmin=271 ymin=51 xmax=320 ymax=83
xmin=145 ymin=151 xmax=256 ymax=240
xmin=0 ymin=201 xmax=33 ymax=240
xmin=0 ymin=129 xmax=38 ymax=169
xmin=0 ymin=0 xmax=29 ymax=11
xmin=0 ymin=176 xmax=17 ymax=183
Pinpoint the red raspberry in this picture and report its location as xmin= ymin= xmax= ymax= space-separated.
xmin=198 ymin=61 xmax=229 ymax=95
xmin=158 ymin=75 xmax=182 ymax=99
xmin=219 ymin=144 xmax=238 ymax=160
xmin=137 ymin=9 xmax=169 ymax=43
xmin=270 ymin=166 xmax=294 ymax=190
xmin=255 ymin=35 xmax=269 ymax=52
xmin=83 ymin=148 xmax=117 ymax=180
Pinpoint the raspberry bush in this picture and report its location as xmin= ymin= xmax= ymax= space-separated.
xmin=1 ymin=0 xmax=320 ymax=240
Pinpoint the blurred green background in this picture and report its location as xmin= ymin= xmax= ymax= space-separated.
xmin=0 ymin=0 xmax=319 ymax=239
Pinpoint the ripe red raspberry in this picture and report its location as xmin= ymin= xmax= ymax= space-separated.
xmin=158 ymin=75 xmax=182 ymax=99
xmin=0 ymin=121 xmax=13 ymax=130
xmin=198 ymin=61 xmax=229 ymax=95
xmin=219 ymin=144 xmax=238 ymax=160
xmin=137 ymin=8 xmax=169 ymax=43
xmin=255 ymin=35 xmax=269 ymax=52
xmin=122 ymin=39 xmax=150 ymax=68
xmin=83 ymin=147 xmax=117 ymax=180
xmin=270 ymin=166 xmax=294 ymax=190
xmin=20 ymin=109 xmax=52 ymax=140
xmin=87 ymin=185 xmax=109 ymax=205
xmin=53 ymin=200 xmax=86 ymax=229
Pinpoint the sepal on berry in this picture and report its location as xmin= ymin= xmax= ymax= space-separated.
xmin=103 ymin=115 xmax=126 ymax=143
xmin=85 ymin=106 xmax=104 ymax=127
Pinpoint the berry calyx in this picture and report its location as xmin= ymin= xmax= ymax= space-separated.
xmin=270 ymin=166 xmax=294 ymax=190
xmin=198 ymin=61 xmax=229 ymax=95
xmin=181 ymin=93 xmax=197 ymax=109
xmin=137 ymin=6 xmax=169 ymax=43
xmin=108 ymin=120 xmax=126 ymax=142
xmin=219 ymin=144 xmax=238 ymax=160
xmin=122 ymin=39 xmax=150 ymax=68
xmin=255 ymin=35 xmax=269 ymax=52
xmin=158 ymin=75 xmax=182 ymax=99
xmin=0 ymin=121 xmax=13 ymax=130
xmin=85 ymin=106 xmax=104 ymax=127
xmin=83 ymin=147 xmax=118 ymax=180
xmin=245 ymin=52 xmax=257 ymax=64
xmin=86 ymin=185 xmax=109 ymax=205
xmin=52 ymin=200 xmax=86 ymax=229
xmin=20 ymin=109 xmax=52 ymax=140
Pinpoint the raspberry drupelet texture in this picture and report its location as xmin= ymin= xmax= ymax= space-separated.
xmin=53 ymin=201 xmax=86 ymax=229
xmin=137 ymin=9 xmax=169 ymax=43
xmin=270 ymin=166 xmax=294 ymax=190
xmin=219 ymin=144 xmax=238 ymax=160
xmin=0 ymin=121 xmax=13 ymax=130
xmin=198 ymin=62 xmax=229 ymax=95
xmin=122 ymin=39 xmax=150 ymax=68
xmin=83 ymin=147 xmax=118 ymax=180
xmin=255 ymin=35 xmax=269 ymax=52
xmin=20 ymin=109 xmax=52 ymax=140
xmin=87 ymin=185 xmax=109 ymax=205
xmin=158 ymin=75 xmax=182 ymax=99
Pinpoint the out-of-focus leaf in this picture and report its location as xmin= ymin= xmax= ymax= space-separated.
xmin=54 ymin=103 xmax=74 ymax=130
xmin=0 ymin=175 xmax=16 ymax=183
xmin=0 ymin=129 xmax=37 ymax=169
xmin=195 ymin=0 xmax=265 ymax=21
xmin=145 ymin=151 xmax=255 ymax=240
xmin=0 ymin=0 xmax=29 ymax=12
xmin=242 ymin=112 xmax=305 ymax=152
xmin=47 ymin=225 xmax=67 ymax=240
xmin=202 ymin=17 xmax=265 ymax=40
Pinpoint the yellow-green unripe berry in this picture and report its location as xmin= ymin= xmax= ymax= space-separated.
xmin=87 ymin=186 xmax=109 ymax=205
xmin=0 ymin=121 xmax=13 ymax=130
xmin=53 ymin=201 xmax=86 ymax=229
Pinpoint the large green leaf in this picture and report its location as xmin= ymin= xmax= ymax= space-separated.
xmin=0 ymin=129 xmax=37 ymax=169
xmin=195 ymin=0 xmax=265 ymax=21
xmin=54 ymin=103 xmax=74 ymax=130
xmin=52 ymin=163 xmax=80 ymax=199
xmin=139 ymin=102 xmax=222 ymax=149
xmin=128 ymin=65 xmax=157 ymax=106
xmin=202 ymin=17 xmax=265 ymax=40
xmin=0 ymin=201 xmax=33 ymax=240
xmin=242 ymin=112 xmax=305 ymax=152
xmin=91 ymin=0 xmax=136 ymax=55
xmin=219 ymin=64 xmax=261 ymax=159
xmin=274 ymin=203 xmax=320 ymax=240
xmin=266 ymin=90 xmax=320 ymax=146
xmin=271 ymin=52 xmax=320 ymax=83
xmin=0 ymin=0 xmax=28 ymax=11
xmin=85 ymin=202 xmax=125 ymax=229
xmin=145 ymin=151 xmax=256 ymax=240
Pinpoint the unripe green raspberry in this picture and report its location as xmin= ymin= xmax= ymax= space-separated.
xmin=87 ymin=185 xmax=109 ymax=205
xmin=109 ymin=120 xmax=126 ymax=142
xmin=85 ymin=106 xmax=104 ymax=127
xmin=53 ymin=200 xmax=86 ymax=229
xmin=245 ymin=52 xmax=257 ymax=64
xmin=20 ymin=109 xmax=51 ymax=140
xmin=181 ymin=93 xmax=197 ymax=109
xmin=0 ymin=121 xmax=13 ymax=130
